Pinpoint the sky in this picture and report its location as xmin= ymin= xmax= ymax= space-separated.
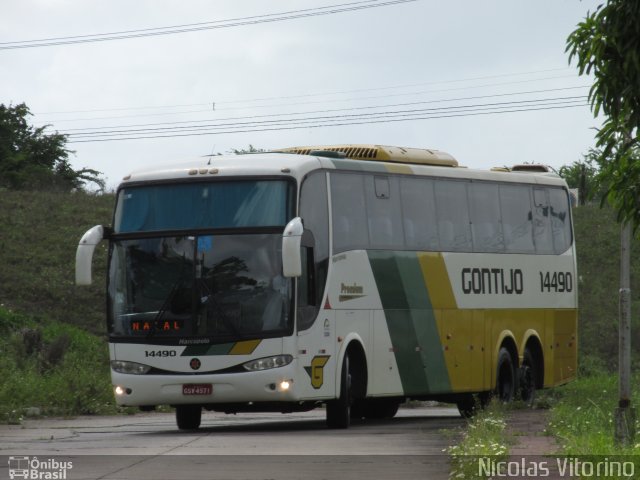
xmin=1 ymin=0 xmax=602 ymax=190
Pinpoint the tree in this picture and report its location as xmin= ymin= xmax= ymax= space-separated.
xmin=567 ymin=0 xmax=639 ymax=446
xmin=0 ymin=103 xmax=104 ymax=191
xmin=559 ymin=149 xmax=607 ymax=205
xmin=566 ymin=0 xmax=640 ymax=227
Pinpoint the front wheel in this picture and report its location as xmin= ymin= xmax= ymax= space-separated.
xmin=326 ymin=354 xmax=352 ymax=429
xmin=176 ymin=405 xmax=202 ymax=430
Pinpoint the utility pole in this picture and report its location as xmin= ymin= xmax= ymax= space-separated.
xmin=614 ymin=222 xmax=636 ymax=445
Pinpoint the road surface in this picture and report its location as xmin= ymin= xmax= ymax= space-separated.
xmin=0 ymin=406 xmax=463 ymax=480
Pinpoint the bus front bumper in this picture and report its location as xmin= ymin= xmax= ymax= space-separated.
xmin=111 ymin=364 xmax=299 ymax=407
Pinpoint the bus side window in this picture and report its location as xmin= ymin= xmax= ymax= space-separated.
xmin=400 ymin=177 xmax=439 ymax=251
xmin=435 ymin=180 xmax=472 ymax=252
xmin=500 ymin=184 xmax=535 ymax=253
xmin=331 ymin=172 xmax=368 ymax=252
xmin=298 ymin=172 xmax=329 ymax=331
xmin=366 ymin=175 xmax=403 ymax=249
xmin=469 ymin=182 xmax=504 ymax=252
xmin=548 ymin=188 xmax=572 ymax=253
xmin=533 ymin=188 xmax=554 ymax=254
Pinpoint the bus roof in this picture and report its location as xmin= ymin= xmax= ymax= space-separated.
xmin=118 ymin=146 xmax=567 ymax=189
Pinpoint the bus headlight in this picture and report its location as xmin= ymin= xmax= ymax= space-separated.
xmin=111 ymin=360 xmax=151 ymax=375
xmin=243 ymin=355 xmax=293 ymax=372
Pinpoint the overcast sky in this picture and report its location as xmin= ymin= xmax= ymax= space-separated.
xmin=1 ymin=0 xmax=601 ymax=189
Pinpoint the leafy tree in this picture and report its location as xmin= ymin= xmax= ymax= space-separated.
xmin=0 ymin=103 xmax=104 ymax=191
xmin=566 ymin=0 xmax=640 ymax=227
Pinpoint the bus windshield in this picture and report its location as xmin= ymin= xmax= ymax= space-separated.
xmin=114 ymin=179 xmax=291 ymax=233
xmin=108 ymin=233 xmax=292 ymax=341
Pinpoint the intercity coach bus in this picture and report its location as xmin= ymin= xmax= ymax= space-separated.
xmin=76 ymin=144 xmax=577 ymax=430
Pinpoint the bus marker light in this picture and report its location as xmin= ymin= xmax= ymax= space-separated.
xmin=114 ymin=386 xmax=125 ymax=396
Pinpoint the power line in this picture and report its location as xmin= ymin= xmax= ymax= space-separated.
xmin=66 ymin=96 xmax=587 ymax=138
xmin=53 ymin=85 xmax=589 ymax=135
xmin=54 ymin=86 xmax=590 ymax=133
xmin=66 ymin=100 xmax=588 ymax=143
xmin=37 ymin=76 xmax=587 ymax=125
xmin=0 ymin=0 xmax=418 ymax=50
xmin=34 ymin=67 xmax=572 ymax=116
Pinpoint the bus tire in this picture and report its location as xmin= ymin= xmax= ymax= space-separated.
xmin=496 ymin=347 xmax=516 ymax=402
xmin=519 ymin=348 xmax=536 ymax=405
xmin=456 ymin=393 xmax=477 ymax=418
xmin=326 ymin=354 xmax=352 ymax=429
xmin=363 ymin=398 xmax=400 ymax=419
xmin=176 ymin=405 xmax=202 ymax=430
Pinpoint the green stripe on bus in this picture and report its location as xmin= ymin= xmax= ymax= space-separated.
xmin=368 ymin=251 xmax=451 ymax=395
xmin=181 ymin=343 xmax=234 ymax=356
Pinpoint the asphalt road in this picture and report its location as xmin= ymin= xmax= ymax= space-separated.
xmin=0 ymin=406 xmax=463 ymax=480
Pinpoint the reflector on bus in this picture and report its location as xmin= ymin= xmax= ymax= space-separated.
xmin=275 ymin=144 xmax=458 ymax=167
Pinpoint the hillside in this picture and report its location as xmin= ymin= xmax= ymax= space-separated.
xmin=0 ymin=189 xmax=638 ymax=366
xmin=0 ymin=190 xmax=113 ymax=334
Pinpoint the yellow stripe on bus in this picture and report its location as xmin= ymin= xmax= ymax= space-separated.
xmin=417 ymin=252 xmax=457 ymax=309
xmin=229 ymin=339 xmax=262 ymax=355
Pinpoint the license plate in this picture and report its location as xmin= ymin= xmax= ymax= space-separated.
xmin=182 ymin=384 xmax=212 ymax=395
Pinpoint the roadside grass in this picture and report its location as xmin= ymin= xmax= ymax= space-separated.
xmin=542 ymin=371 xmax=640 ymax=456
xmin=447 ymin=401 xmax=510 ymax=478
xmin=0 ymin=306 xmax=119 ymax=423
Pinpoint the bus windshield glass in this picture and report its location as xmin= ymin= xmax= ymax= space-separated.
xmin=108 ymin=233 xmax=292 ymax=341
xmin=114 ymin=179 xmax=291 ymax=233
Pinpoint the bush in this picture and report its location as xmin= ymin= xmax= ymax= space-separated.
xmin=0 ymin=307 xmax=117 ymax=423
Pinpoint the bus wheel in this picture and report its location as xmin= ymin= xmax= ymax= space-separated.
xmin=176 ymin=405 xmax=202 ymax=430
xmin=363 ymin=398 xmax=400 ymax=419
xmin=519 ymin=349 xmax=536 ymax=405
xmin=456 ymin=394 xmax=477 ymax=418
xmin=326 ymin=354 xmax=352 ymax=429
xmin=496 ymin=347 xmax=516 ymax=402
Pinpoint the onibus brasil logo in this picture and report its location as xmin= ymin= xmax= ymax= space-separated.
xmin=8 ymin=457 xmax=73 ymax=479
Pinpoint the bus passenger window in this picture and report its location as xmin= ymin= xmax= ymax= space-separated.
xmin=366 ymin=175 xmax=403 ymax=249
xmin=500 ymin=184 xmax=535 ymax=253
xmin=400 ymin=177 xmax=439 ymax=251
xmin=548 ymin=188 xmax=572 ymax=253
xmin=469 ymin=182 xmax=504 ymax=252
xmin=331 ymin=173 xmax=368 ymax=252
xmin=435 ymin=180 xmax=472 ymax=251
xmin=533 ymin=188 xmax=554 ymax=254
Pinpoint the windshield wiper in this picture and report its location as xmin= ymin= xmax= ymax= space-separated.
xmin=198 ymin=280 xmax=243 ymax=338
xmin=147 ymin=278 xmax=183 ymax=339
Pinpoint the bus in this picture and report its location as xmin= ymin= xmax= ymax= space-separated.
xmin=75 ymin=144 xmax=577 ymax=430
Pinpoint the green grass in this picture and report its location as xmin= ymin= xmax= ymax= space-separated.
xmin=447 ymin=402 xmax=510 ymax=478
xmin=0 ymin=189 xmax=113 ymax=335
xmin=0 ymin=306 xmax=118 ymax=422
xmin=543 ymin=372 xmax=640 ymax=455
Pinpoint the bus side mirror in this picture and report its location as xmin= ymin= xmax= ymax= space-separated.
xmin=282 ymin=217 xmax=304 ymax=278
xmin=75 ymin=225 xmax=106 ymax=286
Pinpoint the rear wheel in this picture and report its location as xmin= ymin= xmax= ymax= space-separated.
xmin=496 ymin=347 xmax=516 ymax=402
xmin=326 ymin=354 xmax=352 ymax=429
xmin=519 ymin=348 xmax=537 ymax=405
xmin=176 ymin=405 xmax=202 ymax=430
xmin=363 ymin=398 xmax=400 ymax=419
